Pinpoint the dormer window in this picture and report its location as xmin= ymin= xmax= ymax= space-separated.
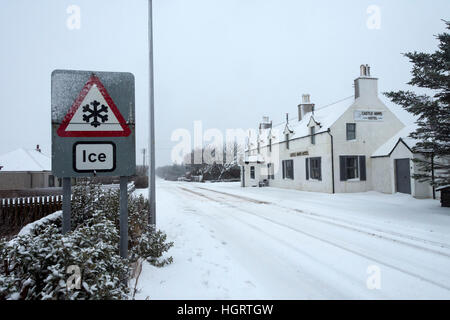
xmin=286 ymin=134 xmax=290 ymax=150
xmin=310 ymin=126 xmax=315 ymax=145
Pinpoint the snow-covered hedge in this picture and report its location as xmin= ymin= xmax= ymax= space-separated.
xmin=0 ymin=179 xmax=173 ymax=300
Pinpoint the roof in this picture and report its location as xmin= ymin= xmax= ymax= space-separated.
xmin=371 ymin=124 xmax=419 ymax=158
xmin=0 ymin=148 xmax=51 ymax=172
xmin=436 ymin=185 xmax=450 ymax=191
xmin=247 ymin=96 xmax=353 ymax=151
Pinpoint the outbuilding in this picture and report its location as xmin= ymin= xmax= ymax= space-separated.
xmin=0 ymin=145 xmax=60 ymax=190
xmin=371 ymin=125 xmax=434 ymax=198
xmin=436 ymin=185 xmax=450 ymax=207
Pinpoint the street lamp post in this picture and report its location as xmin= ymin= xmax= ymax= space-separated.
xmin=148 ymin=0 xmax=156 ymax=225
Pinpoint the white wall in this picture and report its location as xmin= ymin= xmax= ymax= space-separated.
xmin=411 ymin=153 xmax=434 ymax=199
xmin=267 ymin=132 xmax=333 ymax=193
xmin=371 ymin=156 xmax=393 ymax=194
xmin=243 ymin=163 xmax=261 ymax=187
xmin=331 ymin=93 xmax=405 ymax=193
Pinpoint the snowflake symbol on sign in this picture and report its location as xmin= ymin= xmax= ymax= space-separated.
xmin=82 ymin=100 xmax=109 ymax=128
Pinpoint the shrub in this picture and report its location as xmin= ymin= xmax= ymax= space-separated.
xmin=0 ymin=179 xmax=173 ymax=300
xmin=133 ymin=176 xmax=149 ymax=189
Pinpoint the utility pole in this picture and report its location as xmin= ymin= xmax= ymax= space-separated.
xmin=148 ymin=0 xmax=156 ymax=225
xmin=142 ymin=148 xmax=146 ymax=168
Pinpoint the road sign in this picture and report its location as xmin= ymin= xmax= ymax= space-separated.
xmin=73 ymin=142 xmax=116 ymax=172
xmin=57 ymin=74 xmax=131 ymax=137
xmin=52 ymin=70 xmax=135 ymax=177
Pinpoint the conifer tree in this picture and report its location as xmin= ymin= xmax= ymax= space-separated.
xmin=385 ymin=20 xmax=450 ymax=188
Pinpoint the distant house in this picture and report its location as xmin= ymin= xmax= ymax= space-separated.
xmin=242 ymin=65 xmax=435 ymax=198
xmin=0 ymin=145 xmax=60 ymax=190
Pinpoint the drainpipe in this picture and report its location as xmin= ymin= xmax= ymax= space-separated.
xmin=431 ymin=152 xmax=436 ymax=199
xmin=327 ymin=129 xmax=335 ymax=194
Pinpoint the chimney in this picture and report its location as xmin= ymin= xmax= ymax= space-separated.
xmin=259 ymin=116 xmax=272 ymax=130
xmin=298 ymin=94 xmax=315 ymax=121
xmin=354 ymin=64 xmax=378 ymax=99
xmin=36 ymin=144 xmax=41 ymax=152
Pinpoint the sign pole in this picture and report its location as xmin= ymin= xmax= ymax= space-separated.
xmin=62 ymin=177 xmax=71 ymax=234
xmin=148 ymin=0 xmax=156 ymax=225
xmin=119 ymin=176 xmax=128 ymax=259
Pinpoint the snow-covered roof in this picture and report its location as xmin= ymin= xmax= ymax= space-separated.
xmin=247 ymin=97 xmax=352 ymax=151
xmin=436 ymin=185 xmax=450 ymax=191
xmin=0 ymin=148 xmax=51 ymax=172
xmin=372 ymin=124 xmax=419 ymax=158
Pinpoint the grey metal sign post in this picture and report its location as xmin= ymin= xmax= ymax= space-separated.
xmin=51 ymin=70 xmax=135 ymax=260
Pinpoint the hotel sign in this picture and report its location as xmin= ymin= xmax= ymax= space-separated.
xmin=354 ymin=110 xmax=384 ymax=122
xmin=290 ymin=151 xmax=309 ymax=157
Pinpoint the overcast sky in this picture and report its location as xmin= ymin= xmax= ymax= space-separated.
xmin=0 ymin=0 xmax=448 ymax=167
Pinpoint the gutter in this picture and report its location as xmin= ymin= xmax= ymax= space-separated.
xmin=327 ymin=128 xmax=335 ymax=194
xmin=246 ymin=130 xmax=330 ymax=153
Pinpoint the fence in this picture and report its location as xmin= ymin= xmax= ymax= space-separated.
xmin=0 ymin=183 xmax=136 ymax=238
xmin=0 ymin=195 xmax=63 ymax=238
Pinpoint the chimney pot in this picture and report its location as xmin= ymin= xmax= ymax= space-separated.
xmin=355 ymin=64 xmax=377 ymax=99
xmin=302 ymin=94 xmax=310 ymax=104
xmin=259 ymin=116 xmax=272 ymax=130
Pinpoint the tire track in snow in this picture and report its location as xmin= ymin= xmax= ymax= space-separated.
xmin=195 ymin=186 xmax=450 ymax=255
xmin=178 ymin=186 xmax=450 ymax=292
xmin=175 ymin=187 xmax=353 ymax=298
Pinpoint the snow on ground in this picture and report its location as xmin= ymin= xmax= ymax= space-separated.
xmin=134 ymin=180 xmax=450 ymax=300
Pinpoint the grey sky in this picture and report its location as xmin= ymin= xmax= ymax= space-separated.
xmin=0 ymin=0 xmax=448 ymax=167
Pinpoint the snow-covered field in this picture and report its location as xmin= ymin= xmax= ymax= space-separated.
xmin=134 ymin=180 xmax=450 ymax=300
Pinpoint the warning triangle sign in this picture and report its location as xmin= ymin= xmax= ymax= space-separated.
xmin=57 ymin=74 xmax=131 ymax=137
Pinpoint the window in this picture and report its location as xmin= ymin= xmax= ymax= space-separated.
xmin=346 ymin=123 xmax=356 ymax=140
xmin=346 ymin=156 xmax=359 ymax=179
xmin=306 ymin=157 xmax=322 ymax=180
xmin=250 ymin=166 xmax=255 ymax=179
xmin=310 ymin=126 xmax=315 ymax=144
xmin=269 ymin=138 xmax=272 ymax=152
xmin=267 ymin=163 xmax=274 ymax=179
xmin=282 ymin=160 xmax=294 ymax=180
xmin=339 ymin=156 xmax=366 ymax=181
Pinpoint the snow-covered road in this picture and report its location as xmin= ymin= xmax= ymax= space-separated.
xmin=135 ymin=181 xmax=450 ymax=299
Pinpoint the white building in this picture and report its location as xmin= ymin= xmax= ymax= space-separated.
xmin=242 ymin=65 xmax=434 ymax=198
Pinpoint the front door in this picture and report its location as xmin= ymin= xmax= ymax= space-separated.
xmin=395 ymin=159 xmax=411 ymax=194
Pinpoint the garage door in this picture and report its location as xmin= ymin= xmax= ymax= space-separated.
xmin=395 ymin=159 xmax=411 ymax=194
